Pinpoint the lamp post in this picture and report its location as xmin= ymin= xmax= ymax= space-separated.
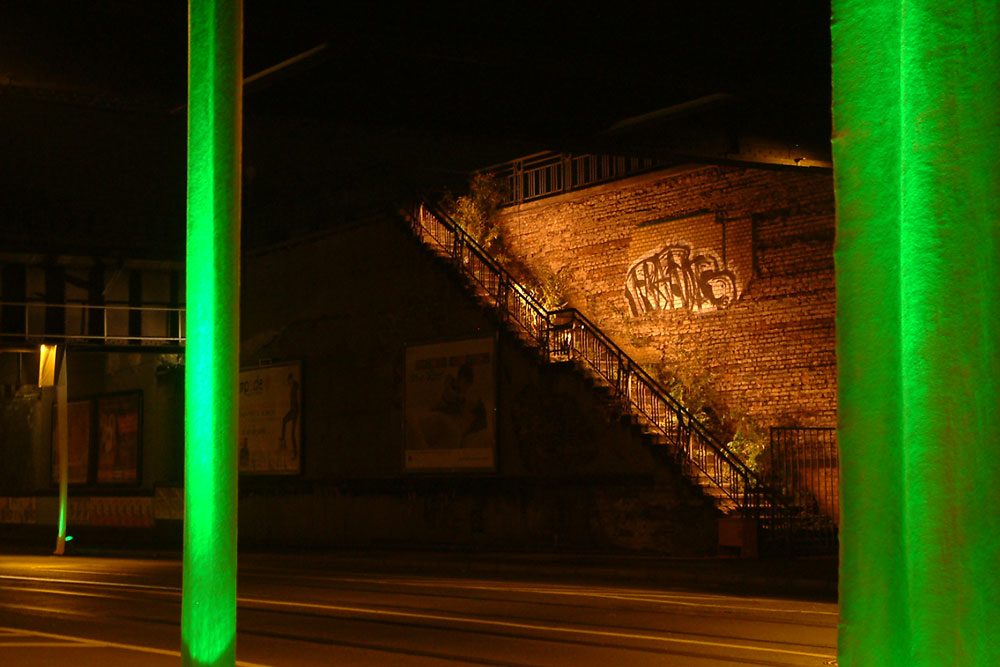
xmin=39 ymin=344 xmax=69 ymax=555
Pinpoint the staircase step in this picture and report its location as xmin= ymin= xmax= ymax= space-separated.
xmin=643 ymin=432 xmax=670 ymax=446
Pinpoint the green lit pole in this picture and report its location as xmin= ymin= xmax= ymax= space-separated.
xmin=53 ymin=347 xmax=68 ymax=555
xmin=832 ymin=1 xmax=1000 ymax=665
xmin=183 ymin=1 xmax=242 ymax=666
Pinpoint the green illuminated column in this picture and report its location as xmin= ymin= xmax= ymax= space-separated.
xmin=183 ymin=1 xmax=242 ymax=666
xmin=54 ymin=347 xmax=68 ymax=555
xmin=832 ymin=1 xmax=1000 ymax=665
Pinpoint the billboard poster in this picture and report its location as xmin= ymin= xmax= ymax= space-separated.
xmin=238 ymin=361 xmax=301 ymax=474
xmin=51 ymin=399 xmax=91 ymax=485
xmin=96 ymin=392 xmax=141 ymax=484
xmin=404 ymin=336 xmax=496 ymax=471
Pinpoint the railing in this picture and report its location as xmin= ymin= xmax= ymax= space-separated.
xmin=478 ymin=151 xmax=665 ymax=206
xmin=409 ymin=199 xmax=773 ymax=515
xmin=755 ymin=427 xmax=838 ymax=554
xmin=0 ymin=300 xmax=185 ymax=346
xmin=549 ymin=308 xmax=760 ymax=508
xmin=766 ymin=427 xmax=838 ymax=522
xmin=415 ymin=203 xmax=550 ymax=349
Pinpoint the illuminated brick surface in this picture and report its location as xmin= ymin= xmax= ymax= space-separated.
xmin=496 ymin=164 xmax=836 ymax=429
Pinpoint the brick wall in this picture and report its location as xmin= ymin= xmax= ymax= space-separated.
xmin=496 ymin=163 xmax=837 ymax=430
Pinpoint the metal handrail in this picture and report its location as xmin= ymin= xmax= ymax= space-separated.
xmin=549 ymin=308 xmax=761 ymax=506
xmin=408 ymin=198 xmax=779 ymax=514
xmin=415 ymin=200 xmax=551 ymax=349
xmin=0 ymin=299 xmax=185 ymax=345
xmin=0 ymin=299 xmax=185 ymax=312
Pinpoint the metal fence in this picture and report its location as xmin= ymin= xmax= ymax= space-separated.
xmin=762 ymin=427 xmax=839 ymax=554
xmin=766 ymin=427 xmax=839 ymax=523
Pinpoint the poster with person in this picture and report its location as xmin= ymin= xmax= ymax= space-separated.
xmin=404 ymin=336 xmax=496 ymax=471
xmin=238 ymin=361 xmax=301 ymax=474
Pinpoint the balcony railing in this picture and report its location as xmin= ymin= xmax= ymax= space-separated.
xmin=0 ymin=299 xmax=185 ymax=346
xmin=477 ymin=151 xmax=665 ymax=206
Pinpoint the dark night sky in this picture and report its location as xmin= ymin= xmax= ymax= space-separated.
xmin=0 ymin=1 xmax=832 ymax=257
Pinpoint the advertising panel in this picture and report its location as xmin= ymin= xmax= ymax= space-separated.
xmin=96 ymin=392 xmax=141 ymax=484
xmin=238 ymin=361 xmax=301 ymax=474
xmin=404 ymin=337 xmax=496 ymax=471
xmin=51 ymin=399 xmax=91 ymax=485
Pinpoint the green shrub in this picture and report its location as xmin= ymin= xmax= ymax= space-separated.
xmin=443 ymin=173 xmax=568 ymax=310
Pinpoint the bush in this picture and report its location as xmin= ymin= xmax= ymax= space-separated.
xmin=443 ymin=173 xmax=568 ymax=310
xmin=444 ymin=172 xmax=507 ymax=253
xmin=650 ymin=355 xmax=767 ymax=472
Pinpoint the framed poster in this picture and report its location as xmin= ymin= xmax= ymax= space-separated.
xmin=238 ymin=361 xmax=302 ymax=474
xmin=404 ymin=336 xmax=496 ymax=471
xmin=51 ymin=399 xmax=92 ymax=485
xmin=96 ymin=392 xmax=141 ymax=484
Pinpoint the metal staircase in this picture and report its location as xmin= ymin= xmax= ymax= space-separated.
xmin=403 ymin=198 xmax=791 ymax=521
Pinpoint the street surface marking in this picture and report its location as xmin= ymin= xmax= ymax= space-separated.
xmin=0 ymin=574 xmax=176 ymax=592
xmin=0 ymin=628 xmax=97 ymax=647
xmin=559 ymin=590 xmax=838 ymax=615
xmin=252 ymin=573 xmax=839 ymax=616
xmin=0 ymin=571 xmax=836 ymax=657
xmin=0 ymin=626 xmax=273 ymax=667
xmin=32 ymin=567 xmax=151 ymax=578
xmin=0 ymin=602 xmax=94 ymax=617
xmin=239 ymin=595 xmax=837 ymax=660
xmin=0 ymin=571 xmax=837 ymax=619
xmin=0 ymin=642 xmax=102 ymax=647
xmin=0 ymin=570 xmax=838 ymax=616
xmin=2 ymin=585 xmax=134 ymax=600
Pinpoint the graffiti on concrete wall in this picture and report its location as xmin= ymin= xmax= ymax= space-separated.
xmin=624 ymin=244 xmax=738 ymax=316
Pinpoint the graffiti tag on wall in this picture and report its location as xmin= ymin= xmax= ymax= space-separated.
xmin=624 ymin=244 xmax=738 ymax=316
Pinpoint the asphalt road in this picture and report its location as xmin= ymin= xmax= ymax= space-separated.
xmin=0 ymin=555 xmax=837 ymax=666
